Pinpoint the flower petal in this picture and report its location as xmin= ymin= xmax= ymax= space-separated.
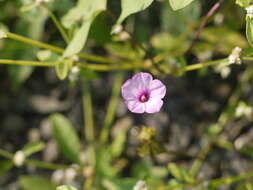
xmin=125 ymin=100 xmax=145 ymax=113
xmin=149 ymin=79 xmax=166 ymax=99
xmin=132 ymin=72 xmax=153 ymax=89
xmin=145 ymin=98 xmax=164 ymax=113
xmin=121 ymin=79 xmax=139 ymax=100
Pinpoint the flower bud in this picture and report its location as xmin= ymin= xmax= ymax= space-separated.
xmin=13 ymin=151 xmax=26 ymax=167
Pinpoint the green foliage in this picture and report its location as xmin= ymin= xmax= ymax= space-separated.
xmin=50 ymin=113 xmax=81 ymax=163
xmin=55 ymin=59 xmax=73 ymax=80
xmin=19 ymin=176 xmax=56 ymax=190
xmin=169 ymin=0 xmax=196 ymax=10
xmin=62 ymin=0 xmax=106 ymax=58
xmin=0 ymin=1 xmax=253 ymax=190
xmin=114 ymin=0 xmax=154 ymax=26
xmin=246 ymin=16 xmax=253 ymax=47
xmin=161 ymin=0 xmax=200 ymax=35
xmin=168 ymin=163 xmax=195 ymax=184
xmin=22 ymin=141 xmax=45 ymax=157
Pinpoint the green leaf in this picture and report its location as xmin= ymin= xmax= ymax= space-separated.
xmin=61 ymin=0 xmax=106 ymax=28
xmin=20 ymin=2 xmax=39 ymax=12
xmin=246 ymin=16 xmax=253 ymax=47
xmin=22 ymin=141 xmax=45 ymax=157
xmin=55 ymin=59 xmax=73 ymax=80
xmin=168 ymin=163 xmax=195 ymax=184
xmin=62 ymin=0 xmax=106 ymax=58
xmin=63 ymin=19 xmax=93 ymax=58
xmin=102 ymin=178 xmax=137 ymax=190
xmin=57 ymin=185 xmax=77 ymax=190
xmin=115 ymin=0 xmax=154 ymax=26
xmin=50 ymin=113 xmax=81 ymax=163
xmin=19 ymin=176 xmax=56 ymax=190
xmin=0 ymin=161 xmax=13 ymax=176
xmin=169 ymin=0 xmax=196 ymax=10
xmin=161 ymin=0 xmax=200 ymax=35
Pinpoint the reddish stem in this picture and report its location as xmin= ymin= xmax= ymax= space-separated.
xmin=186 ymin=0 xmax=225 ymax=54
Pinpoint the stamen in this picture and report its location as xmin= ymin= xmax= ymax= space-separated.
xmin=139 ymin=91 xmax=150 ymax=103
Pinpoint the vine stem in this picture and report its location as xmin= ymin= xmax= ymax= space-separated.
xmin=186 ymin=0 xmax=225 ymax=54
xmin=0 ymin=59 xmax=57 ymax=67
xmin=99 ymin=72 xmax=124 ymax=144
xmin=185 ymin=58 xmax=229 ymax=71
xmin=0 ymin=59 xmax=137 ymax=71
xmin=169 ymin=170 xmax=253 ymax=190
xmin=82 ymin=78 xmax=95 ymax=144
xmin=0 ymin=148 xmax=69 ymax=170
xmin=5 ymin=32 xmax=116 ymax=64
xmin=0 ymin=58 xmax=239 ymax=73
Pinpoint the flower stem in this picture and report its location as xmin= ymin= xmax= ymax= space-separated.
xmin=99 ymin=72 xmax=124 ymax=144
xmin=82 ymin=78 xmax=94 ymax=144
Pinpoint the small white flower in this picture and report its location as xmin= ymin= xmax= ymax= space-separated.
xmin=220 ymin=67 xmax=231 ymax=79
xmin=118 ymin=31 xmax=131 ymax=41
xmin=235 ymin=101 xmax=253 ymax=118
xmin=133 ymin=180 xmax=148 ymax=190
xmin=246 ymin=5 xmax=253 ymax=18
xmin=228 ymin=47 xmax=242 ymax=64
xmin=64 ymin=168 xmax=77 ymax=183
xmin=13 ymin=151 xmax=26 ymax=167
xmin=111 ymin=25 xmax=123 ymax=35
xmin=69 ymin=66 xmax=80 ymax=82
xmin=52 ymin=170 xmax=65 ymax=184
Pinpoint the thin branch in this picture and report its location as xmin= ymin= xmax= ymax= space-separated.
xmin=186 ymin=0 xmax=225 ymax=54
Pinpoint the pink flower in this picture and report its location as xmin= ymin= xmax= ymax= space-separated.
xmin=121 ymin=72 xmax=166 ymax=114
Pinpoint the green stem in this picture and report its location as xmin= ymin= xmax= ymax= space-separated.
xmin=0 ymin=148 xmax=69 ymax=170
xmin=82 ymin=78 xmax=96 ymax=187
xmin=185 ymin=58 xmax=229 ymax=71
xmin=168 ymin=171 xmax=253 ymax=190
xmin=209 ymin=171 xmax=253 ymax=188
xmin=0 ymin=149 xmax=13 ymax=159
xmin=0 ymin=59 xmax=136 ymax=71
xmin=25 ymin=159 xmax=69 ymax=170
xmin=82 ymin=78 xmax=94 ymax=144
xmin=5 ymin=31 xmax=116 ymax=64
xmin=99 ymin=72 xmax=124 ymax=144
xmin=190 ymin=141 xmax=212 ymax=177
xmin=78 ymin=63 xmax=136 ymax=71
xmin=6 ymin=32 xmax=63 ymax=54
xmin=42 ymin=5 xmax=70 ymax=44
xmin=0 ymin=59 xmax=57 ymax=67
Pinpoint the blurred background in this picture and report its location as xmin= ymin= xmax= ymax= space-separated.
xmin=0 ymin=0 xmax=253 ymax=190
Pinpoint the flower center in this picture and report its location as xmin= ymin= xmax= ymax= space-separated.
xmin=139 ymin=91 xmax=150 ymax=103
